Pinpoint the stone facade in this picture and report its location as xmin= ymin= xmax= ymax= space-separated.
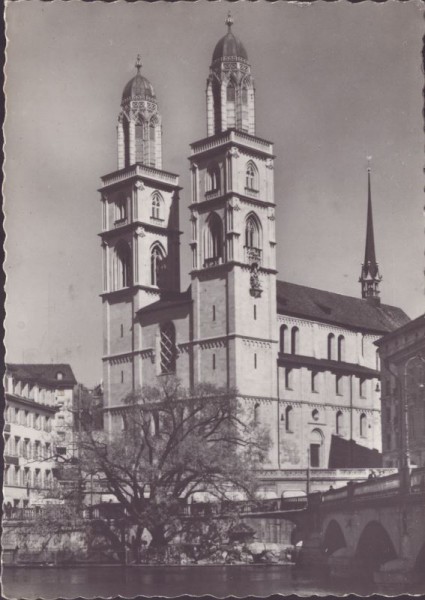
xmin=100 ymin=20 xmax=409 ymax=475
xmin=376 ymin=314 xmax=425 ymax=468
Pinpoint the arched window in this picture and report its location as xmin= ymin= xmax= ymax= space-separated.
xmin=150 ymin=243 xmax=166 ymax=287
xmin=115 ymin=241 xmax=132 ymax=289
xmin=227 ymin=82 xmax=236 ymax=129
xmin=115 ymin=198 xmax=127 ymax=222
xmin=291 ymin=327 xmax=299 ymax=355
xmin=285 ymin=406 xmax=293 ymax=432
xmin=207 ymin=166 xmax=220 ymax=193
xmin=151 ymin=192 xmax=163 ymax=220
xmin=160 ymin=322 xmax=176 ymax=374
xmin=328 ymin=333 xmax=335 ymax=360
xmin=310 ymin=429 xmax=323 ymax=467
xmin=227 ymin=82 xmax=236 ymax=102
xmin=204 ymin=212 xmax=223 ymax=266
xmin=312 ymin=409 xmax=319 ymax=421
xmin=245 ymin=213 xmax=261 ymax=249
xmin=376 ymin=350 xmax=380 ymax=371
xmin=245 ymin=161 xmax=258 ymax=191
xmin=337 ymin=335 xmax=345 ymax=362
xmin=336 ymin=411 xmax=343 ymax=436
xmin=279 ymin=325 xmax=287 ymax=354
xmin=360 ymin=413 xmax=367 ymax=438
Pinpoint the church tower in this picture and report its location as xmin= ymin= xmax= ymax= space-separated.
xmin=99 ymin=57 xmax=181 ymax=428
xmin=359 ymin=160 xmax=382 ymax=302
xmin=189 ymin=15 xmax=279 ymax=465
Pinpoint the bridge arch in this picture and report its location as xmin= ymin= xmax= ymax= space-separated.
xmin=323 ymin=519 xmax=346 ymax=555
xmin=355 ymin=520 xmax=397 ymax=573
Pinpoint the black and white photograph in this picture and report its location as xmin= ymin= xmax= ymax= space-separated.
xmin=2 ymin=0 xmax=424 ymax=597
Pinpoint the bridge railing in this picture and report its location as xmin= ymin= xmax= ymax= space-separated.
xmin=321 ymin=466 xmax=425 ymax=505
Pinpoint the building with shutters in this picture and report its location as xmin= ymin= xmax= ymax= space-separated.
xmin=99 ymin=15 xmax=409 ymax=486
xmin=3 ymin=363 xmax=77 ymax=508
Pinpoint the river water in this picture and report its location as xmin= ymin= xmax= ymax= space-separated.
xmin=3 ymin=565 xmax=424 ymax=599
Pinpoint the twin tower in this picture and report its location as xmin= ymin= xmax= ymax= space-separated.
xmin=99 ymin=16 xmax=382 ymax=444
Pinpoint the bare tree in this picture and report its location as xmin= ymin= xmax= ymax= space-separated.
xmin=80 ymin=377 xmax=270 ymax=556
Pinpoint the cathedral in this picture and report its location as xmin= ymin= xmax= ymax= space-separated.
xmin=99 ymin=16 xmax=409 ymax=479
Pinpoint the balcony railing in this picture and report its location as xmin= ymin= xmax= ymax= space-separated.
xmin=245 ymin=247 xmax=262 ymax=265
xmin=204 ymin=257 xmax=223 ymax=268
xmin=204 ymin=189 xmax=221 ymax=201
xmin=114 ymin=217 xmax=128 ymax=228
xmin=244 ymin=187 xmax=259 ymax=198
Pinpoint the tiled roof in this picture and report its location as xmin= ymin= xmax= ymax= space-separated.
xmin=276 ymin=280 xmax=410 ymax=334
xmin=6 ymin=363 xmax=77 ymax=387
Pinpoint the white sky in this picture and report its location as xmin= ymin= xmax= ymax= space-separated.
xmin=4 ymin=0 xmax=424 ymax=385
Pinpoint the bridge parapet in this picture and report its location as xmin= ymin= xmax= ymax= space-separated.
xmin=319 ymin=466 xmax=425 ymax=508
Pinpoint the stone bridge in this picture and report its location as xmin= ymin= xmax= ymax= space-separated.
xmin=243 ymin=467 xmax=425 ymax=583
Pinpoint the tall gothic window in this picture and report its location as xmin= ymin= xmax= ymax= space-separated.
xmin=204 ymin=212 xmax=223 ymax=266
xmin=245 ymin=214 xmax=261 ymax=249
xmin=336 ymin=411 xmax=343 ymax=436
xmin=151 ymin=243 xmax=166 ymax=287
xmin=226 ymin=82 xmax=236 ymax=129
xmin=279 ymin=325 xmax=287 ymax=354
xmin=160 ymin=322 xmax=176 ymax=374
xmin=337 ymin=335 xmax=345 ymax=362
xmin=115 ymin=197 xmax=127 ymax=222
xmin=328 ymin=333 xmax=335 ymax=360
xmin=151 ymin=192 xmax=163 ymax=220
xmin=207 ymin=166 xmax=220 ymax=192
xmin=291 ymin=327 xmax=299 ymax=355
xmin=245 ymin=161 xmax=258 ymax=190
xmin=285 ymin=406 xmax=293 ymax=432
xmin=115 ymin=241 xmax=132 ymax=289
xmin=360 ymin=413 xmax=367 ymax=438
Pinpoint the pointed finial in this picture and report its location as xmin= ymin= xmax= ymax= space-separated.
xmin=226 ymin=11 xmax=234 ymax=31
xmin=135 ymin=54 xmax=142 ymax=74
xmin=367 ymin=155 xmax=372 ymax=172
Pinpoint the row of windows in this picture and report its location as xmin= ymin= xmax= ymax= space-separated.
xmin=6 ymin=379 xmax=62 ymax=405
xmin=4 ymin=435 xmax=52 ymax=460
xmin=203 ymin=211 xmax=261 ymax=265
xmin=5 ymin=407 xmax=52 ymax=431
xmin=281 ymin=407 xmax=369 ymax=438
xmin=284 ymin=368 xmax=369 ymax=397
xmin=206 ymin=161 xmax=258 ymax=193
xmin=114 ymin=191 xmax=165 ymax=224
xmin=280 ymin=326 xmax=380 ymax=367
xmin=4 ymin=465 xmax=54 ymax=488
xmin=280 ymin=327 xmax=346 ymax=360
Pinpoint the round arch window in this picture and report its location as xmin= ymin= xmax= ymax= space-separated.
xmin=312 ymin=409 xmax=319 ymax=421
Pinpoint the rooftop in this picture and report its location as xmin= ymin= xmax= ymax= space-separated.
xmin=277 ymin=280 xmax=410 ymax=334
xmin=6 ymin=363 xmax=77 ymax=388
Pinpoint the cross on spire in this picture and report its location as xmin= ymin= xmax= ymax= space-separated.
xmin=226 ymin=11 xmax=234 ymax=31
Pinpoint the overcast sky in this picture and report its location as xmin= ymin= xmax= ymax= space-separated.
xmin=5 ymin=0 xmax=424 ymax=386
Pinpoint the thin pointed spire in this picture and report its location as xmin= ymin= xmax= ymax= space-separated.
xmin=359 ymin=157 xmax=382 ymax=302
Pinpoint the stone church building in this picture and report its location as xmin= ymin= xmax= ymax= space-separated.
xmin=99 ymin=16 xmax=409 ymax=478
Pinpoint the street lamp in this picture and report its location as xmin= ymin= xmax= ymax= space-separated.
xmin=400 ymin=353 xmax=425 ymax=489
